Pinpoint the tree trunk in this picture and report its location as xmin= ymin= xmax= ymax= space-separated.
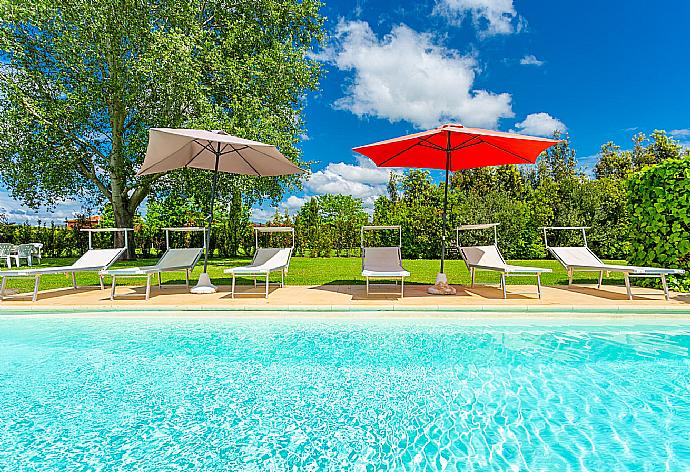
xmin=112 ymin=200 xmax=136 ymax=259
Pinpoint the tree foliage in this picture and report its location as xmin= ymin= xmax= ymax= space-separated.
xmin=627 ymin=156 xmax=690 ymax=290
xmin=0 ymin=0 xmax=324 ymax=250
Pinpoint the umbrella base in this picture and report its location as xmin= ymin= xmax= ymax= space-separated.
xmin=427 ymin=272 xmax=457 ymax=295
xmin=191 ymin=272 xmax=217 ymax=294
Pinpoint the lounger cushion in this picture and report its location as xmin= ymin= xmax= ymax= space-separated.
xmin=0 ymin=248 xmax=124 ymax=277
xmin=361 ymin=247 xmax=410 ymax=277
xmin=224 ymin=248 xmax=291 ymax=274
xmin=461 ymin=245 xmax=550 ymax=273
xmin=103 ymin=248 xmax=202 ymax=275
xmin=549 ymin=246 xmax=604 ymax=269
xmin=550 ymin=246 xmax=684 ymax=275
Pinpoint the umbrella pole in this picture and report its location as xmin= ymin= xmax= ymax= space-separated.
xmin=440 ymin=148 xmax=450 ymax=274
xmin=192 ymin=144 xmax=221 ymax=294
xmin=428 ymin=132 xmax=456 ymax=295
xmin=203 ymin=148 xmax=221 ymax=273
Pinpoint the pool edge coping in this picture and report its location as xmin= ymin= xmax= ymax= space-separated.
xmin=0 ymin=304 xmax=689 ymax=316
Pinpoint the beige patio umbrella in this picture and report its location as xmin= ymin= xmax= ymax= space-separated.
xmin=137 ymin=128 xmax=305 ymax=294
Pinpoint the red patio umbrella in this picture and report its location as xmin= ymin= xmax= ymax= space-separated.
xmin=353 ymin=123 xmax=560 ymax=293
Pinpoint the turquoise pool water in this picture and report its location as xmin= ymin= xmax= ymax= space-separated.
xmin=1 ymin=316 xmax=690 ymax=470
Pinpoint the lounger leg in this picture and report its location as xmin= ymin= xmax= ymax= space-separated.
xmin=231 ymin=273 xmax=236 ymax=299
xmin=501 ymin=274 xmax=507 ymax=299
xmin=568 ymin=269 xmax=573 ymax=286
xmin=5 ymin=257 xmax=9 ymax=268
xmin=110 ymin=276 xmax=116 ymax=300
xmin=471 ymin=268 xmax=475 ymax=288
xmin=401 ymin=277 xmax=404 ymax=298
xmin=72 ymin=272 xmax=77 ymax=289
xmin=99 ymin=274 xmax=104 ymax=290
xmin=158 ymin=272 xmax=162 ymax=289
xmin=253 ymin=276 xmax=256 ymax=287
xmin=661 ymin=274 xmax=669 ymax=301
xmin=281 ymin=270 xmax=285 ymax=287
xmin=265 ymin=273 xmax=269 ymax=298
xmin=145 ymin=274 xmax=151 ymax=301
xmin=597 ymin=271 xmax=603 ymax=289
xmin=1 ymin=276 xmax=6 ymax=301
xmin=537 ymin=274 xmax=542 ymax=299
xmin=624 ymin=273 xmax=633 ymax=300
xmin=366 ymin=277 xmax=369 ymax=295
xmin=185 ymin=270 xmax=189 ymax=288
xmin=32 ymin=275 xmax=41 ymax=302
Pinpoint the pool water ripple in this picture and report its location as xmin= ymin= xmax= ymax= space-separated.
xmin=1 ymin=318 xmax=690 ymax=470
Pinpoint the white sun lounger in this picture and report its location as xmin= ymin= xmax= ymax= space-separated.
xmin=361 ymin=226 xmax=410 ymax=297
xmin=224 ymin=227 xmax=294 ymax=298
xmin=0 ymin=247 xmax=126 ymax=302
xmin=542 ymin=227 xmax=685 ymax=300
xmin=102 ymin=247 xmax=203 ymax=300
xmin=457 ymin=224 xmax=551 ymax=299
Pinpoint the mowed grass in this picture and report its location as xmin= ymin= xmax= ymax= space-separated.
xmin=0 ymin=255 xmax=628 ymax=294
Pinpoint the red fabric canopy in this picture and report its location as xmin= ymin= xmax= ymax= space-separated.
xmin=353 ymin=123 xmax=560 ymax=171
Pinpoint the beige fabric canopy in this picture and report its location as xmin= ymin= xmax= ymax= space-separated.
xmin=137 ymin=128 xmax=304 ymax=176
xmin=136 ymin=128 xmax=304 ymax=294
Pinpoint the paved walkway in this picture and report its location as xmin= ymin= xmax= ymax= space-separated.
xmin=1 ymin=283 xmax=688 ymax=313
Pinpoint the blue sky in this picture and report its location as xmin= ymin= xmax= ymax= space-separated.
xmin=3 ymin=0 xmax=690 ymax=223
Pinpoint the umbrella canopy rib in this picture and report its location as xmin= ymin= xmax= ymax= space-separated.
xmin=417 ymin=135 xmax=446 ymax=151
xmin=378 ymin=139 xmax=429 ymax=167
xmin=450 ymin=134 xmax=481 ymax=151
xmin=481 ymin=140 xmax=535 ymax=164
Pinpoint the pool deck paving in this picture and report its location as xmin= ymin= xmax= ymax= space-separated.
xmin=0 ymin=282 xmax=689 ymax=316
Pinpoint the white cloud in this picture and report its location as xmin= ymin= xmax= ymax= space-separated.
xmin=324 ymin=20 xmax=514 ymax=129
xmin=304 ymin=156 xmax=398 ymax=200
xmin=435 ymin=0 xmax=523 ymax=37
xmin=671 ymin=128 xmax=690 ymax=137
xmin=284 ymin=195 xmax=311 ymax=210
xmin=249 ymin=207 xmax=275 ymax=223
xmin=513 ymin=112 xmax=566 ymax=137
xmin=519 ymin=54 xmax=544 ymax=66
xmin=0 ymin=190 xmax=82 ymax=224
xmin=250 ymin=157 xmax=404 ymax=222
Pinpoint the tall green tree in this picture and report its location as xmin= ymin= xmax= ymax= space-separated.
xmin=594 ymin=142 xmax=633 ymax=180
xmin=0 ymin=0 xmax=324 ymax=252
xmin=632 ymin=130 xmax=687 ymax=169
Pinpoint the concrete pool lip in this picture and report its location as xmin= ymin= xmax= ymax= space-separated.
xmin=0 ymin=284 xmax=688 ymax=317
xmin=2 ymin=305 xmax=690 ymax=319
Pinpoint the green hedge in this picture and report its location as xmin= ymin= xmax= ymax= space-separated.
xmin=627 ymin=157 xmax=690 ymax=290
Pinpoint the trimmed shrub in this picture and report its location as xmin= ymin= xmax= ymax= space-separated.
xmin=627 ymin=157 xmax=690 ymax=291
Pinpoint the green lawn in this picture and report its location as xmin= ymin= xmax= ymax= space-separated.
xmin=0 ymin=256 xmax=627 ymax=294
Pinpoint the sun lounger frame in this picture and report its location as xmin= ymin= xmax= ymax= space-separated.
xmin=226 ymin=227 xmax=294 ymax=298
xmin=457 ymin=224 xmax=551 ymax=299
xmin=104 ymin=227 xmax=205 ymax=300
xmin=541 ymin=226 xmax=684 ymax=300
xmin=0 ymin=229 xmax=130 ymax=302
xmin=361 ymin=226 xmax=409 ymax=297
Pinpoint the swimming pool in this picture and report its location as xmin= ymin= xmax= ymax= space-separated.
xmin=1 ymin=315 xmax=689 ymax=470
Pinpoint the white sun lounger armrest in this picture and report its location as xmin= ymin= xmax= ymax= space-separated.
xmin=599 ymin=264 xmax=685 ymax=275
xmin=361 ymin=268 xmax=410 ymax=277
xmin=101 ymin=266 xmax=159 ymax=275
